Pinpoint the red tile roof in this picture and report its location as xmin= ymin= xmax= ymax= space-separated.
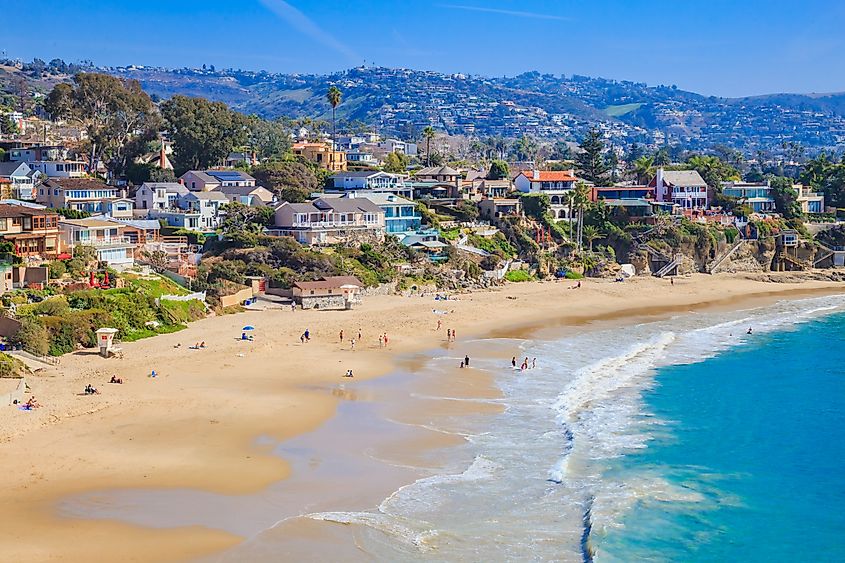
xmin=521 ymin=170 xmax=578 ymax=182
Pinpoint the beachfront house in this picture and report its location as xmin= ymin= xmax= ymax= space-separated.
xmin=271 ymin=197 xmax=385 ymax=245
xmin=721 ymin=181 xmax=776 ymax=213
xmin=794 ymin=183 xmax=825 ymax=214
xmin=292 ymin=276 xmax=363 ymax=310
xmin=338 ymin=192 xmax=420 ymax=234
xmin=650 ymin=168 xmax=709 ymax=210
xmin=59 ymin=218 xmax=136 ymax=270
xmin=514 ymin=170 xmax=579 ymax=220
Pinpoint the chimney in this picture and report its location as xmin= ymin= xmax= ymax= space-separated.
xmin=159 ymin=140 xmax=167 ymax=169
xmin=655 ymin=168 xmax=665 ymax=201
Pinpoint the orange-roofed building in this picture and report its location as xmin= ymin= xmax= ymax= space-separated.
xmin=514 ymin=169 xmax=580 ymax=220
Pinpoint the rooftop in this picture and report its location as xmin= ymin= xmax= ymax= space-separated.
xmin=293 ymin=276 xmax=363 ymax=290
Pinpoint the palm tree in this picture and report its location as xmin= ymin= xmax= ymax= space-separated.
xmin=564 ymin=190 xmax=576 ymax=241
xmin=423 ymin=126 xmax=435 ymax=166
xmin=326 ymin=86 xmax=342 ymax=149
xmin=633 ymin=156 xmax=655 ymax=184
xmin=582 ymin=225 xmax=602 ymax=252
xmin=573 ymin=182 xmax=591 ymax=251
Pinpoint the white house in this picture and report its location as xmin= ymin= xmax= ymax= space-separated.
xmin=58 ymin=218 xmax=136 ymax=270
xmin=0 ymin=161 xmax=39 ymax=200
xmin=135 ymin=182 xmax=189 ymax=211
xmin=28 ymin=160 xmax=87 ymax=178
xmin=213 ymin=184 xmax=275 ymax=206
xmin=514 ymin=170 xmax=579 ymax=219
xmin=329 ymin=171 xmax=408 ymax=192
xmin=378 ymin=139 xmax=417 ymax=156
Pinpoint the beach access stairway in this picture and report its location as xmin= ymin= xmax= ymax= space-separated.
xmin=7 ymin=350 xmax=59 ymax=369
xmin=653 ymin=253 xmax=683 ymax=277
xmin=707 ymin=239 xmax=746 ymax=274
xmin=456 ymin=234 xmax=491 ymax=257
xmin=813 ymin=242 xmax=845 ymax=267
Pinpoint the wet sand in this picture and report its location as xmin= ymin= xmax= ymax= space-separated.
xmin=0 ymin=273 xmax=843 ymax=561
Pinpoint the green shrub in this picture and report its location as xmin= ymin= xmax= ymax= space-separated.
xmin=505 ymin=269 xmax=534 ymax=282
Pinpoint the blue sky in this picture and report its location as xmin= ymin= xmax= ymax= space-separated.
xmin=8 ymin=0 xmax=845 ymax=97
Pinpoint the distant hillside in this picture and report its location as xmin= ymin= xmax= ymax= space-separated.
xmin=5 ymin=60 xmax=845 ymax=154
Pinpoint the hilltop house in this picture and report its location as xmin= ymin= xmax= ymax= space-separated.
xmin=378 ymin=139 xmax=417 ymax=156
xmin=180 ymin=170 xmax=256 ymax=192
xmin=36 ymin=179 xmax=123 ymax=214
xmin=325 ymin=192 xmax=421 ymax=234
xmin=591 ymin=185 xmax=654 ymax=202
xmin=0 ymin=204 xmax=60 ymax=260
xmin=649 ymin=168 xmax=709 ymax=209
xmin=292 ymin=141 xmax=347 ymax=172
xmin=0 ymin=161 xmax=38 ymax=200
xmin=479 ymin=197 xmax=522 ymax=223
xmin=514 ymin=170 xmax=579 ymax=220
xmin=135 ymin=182 xmax=190 ymax=211
xmin=59 ymin=218 xmax=136 ymax=269
xmin=224 ymin=151 xmax=260 ymax=168
xmin=149 ymin=191 xmax=227 ymax=232
xmin=720 ymin=181 xmax=775 ymax=213
xmin=272 ymin=197 xmax=385 ymax=245
xmin=8 ymin=144 xmax=86 ymax=180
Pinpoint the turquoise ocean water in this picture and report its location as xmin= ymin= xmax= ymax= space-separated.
xmin=599 ymin=311 xmax=845 ymax=562
xmin=62 ymin=295 xmax=845 ymax=562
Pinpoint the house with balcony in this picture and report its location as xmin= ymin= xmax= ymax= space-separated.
xmin=291 ymin=141 xmax=347 ymax=172
xmin=0 ymin=204 xmax=60 ymax=260
xmin=150 ymin=191 xmax=226 ymax=232
xmin=224 ymin=152 xmax=260 ymax=168
xmin=514 ymin=170 xmax=579 ymax=220
xmin=323 ymin=192 xmax=420 ymax=234
xmin=346 ymin=150 xmax=378 ymax=167
xmin=0 ymin=161 xmax=39 ymax=200
xmin=36 ymin=179 xmax=123 ymax=214
xmin=59 ymin=218 xmax=136 ymax=269
xmin=28 ymin=160 xmax=87 ymax=178
xmin=592 ymin=185 xmax=655 ymax=202
xmin=794 ymin=184 xmax=825 ymax=214
xmin=135 ymin=182 xmax=190 ymax=211
xmin=271 ymin=197 xmax=385 ymax=245
xmin=650 ymin=168 xmax=709 ymax=209
xmin=180 ymin=169 xmax=256 ymax=192
xmin=479 ymin=197 xmax=522 ymax=222
xmin=720 ymin=181 xmax=776 ymax=213
xmin=378 ymin=139 xmax=417 ymax=156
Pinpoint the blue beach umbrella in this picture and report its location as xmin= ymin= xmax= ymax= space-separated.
xmin=242 ymin=325 xmax=255 ymax=331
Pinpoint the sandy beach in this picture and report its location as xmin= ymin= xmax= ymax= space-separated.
xmin=0 ymin=272 xmax=842 ymax=562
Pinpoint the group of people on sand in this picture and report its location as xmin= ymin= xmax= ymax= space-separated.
xmin=300 ymin=329 xmax=311 ymax=343
xmin=512 ymin=356 xmax=537 ymax=371
xmin=459 ymin=355 xmax=471 ymax=368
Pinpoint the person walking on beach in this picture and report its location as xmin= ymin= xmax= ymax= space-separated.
xmin=437 ymin=319 xmax=442 ymax=331
xmin=670 ymin=277 xmax=674 ymax=286
xmin=383 ymin=333 xmax=389 ymax=347
xmin=452 ymin=329 xmax=456 ymax=341
xmin=512 ymin=356 xmax=517 ymax=368
xmin=304 ymin=329 xmax=310 ymax=342
xmin=521 ymin=358 xmax=528 ymax=370
xmin=532 ymin=358 xmax=537 ymax=369
xmin=339 ymin=330 xmax=344 ymax=343
xmin=464 ymin=355 xmax=470 ymax=367
xmin=378 ymin=333 xmax=384 ymax=347
xmin=350 ymin=338 xmax=356 ymax=351
xmin=446 ymin=328 xmax=452 ymax=341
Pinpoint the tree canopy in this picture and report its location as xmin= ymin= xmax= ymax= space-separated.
xmin=575 ymin=128 xmax=609 ymax=184
xmin=161 ymin=95 xmax=248 ymax=173
xmin=487 ymin=159 xmax=509 ymax=180
xmin=252 ymin=160 xmax=321 ymax=203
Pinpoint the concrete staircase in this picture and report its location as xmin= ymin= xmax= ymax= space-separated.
xmin=707 ymin=239 xmax=746 ymax=274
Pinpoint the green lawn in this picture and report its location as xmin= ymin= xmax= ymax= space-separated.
xmin=121 ymin=273 xmax=191 ymax=298
xmin=603 ymin=103 xmax=643 ymax=117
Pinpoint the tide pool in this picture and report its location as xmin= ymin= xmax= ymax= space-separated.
xmin=598 ymin=312 xmax=845 ymax=562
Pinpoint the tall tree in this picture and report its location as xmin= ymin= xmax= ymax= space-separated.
xmin=582 ymin=225 xmax=601 ymax=252
xmin=769 ymin=176 xmax=802 ymax=219
xmin=575 ymin=128 xmax=609 ymax=184
xmin=573 ymin=181 xmax=592 ymax=251
xmin=326 ymin=86 xmax=342 ymax=149
xmin=252 ymin=160 xmax=321 ymax=203
xmin=161 ymin=95 xmax=248 ymax=173
xmin=423 ymin=126 xmax=435 ymax=166
xmin=44 ymin=73 xmax=160 ymax=175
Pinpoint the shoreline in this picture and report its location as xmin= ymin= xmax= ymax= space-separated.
xmin=0 ymin=273 xmax=843 ymax=561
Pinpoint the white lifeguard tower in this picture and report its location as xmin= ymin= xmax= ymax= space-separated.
xmin=95 ymin=328 xmax=119 ymax=358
